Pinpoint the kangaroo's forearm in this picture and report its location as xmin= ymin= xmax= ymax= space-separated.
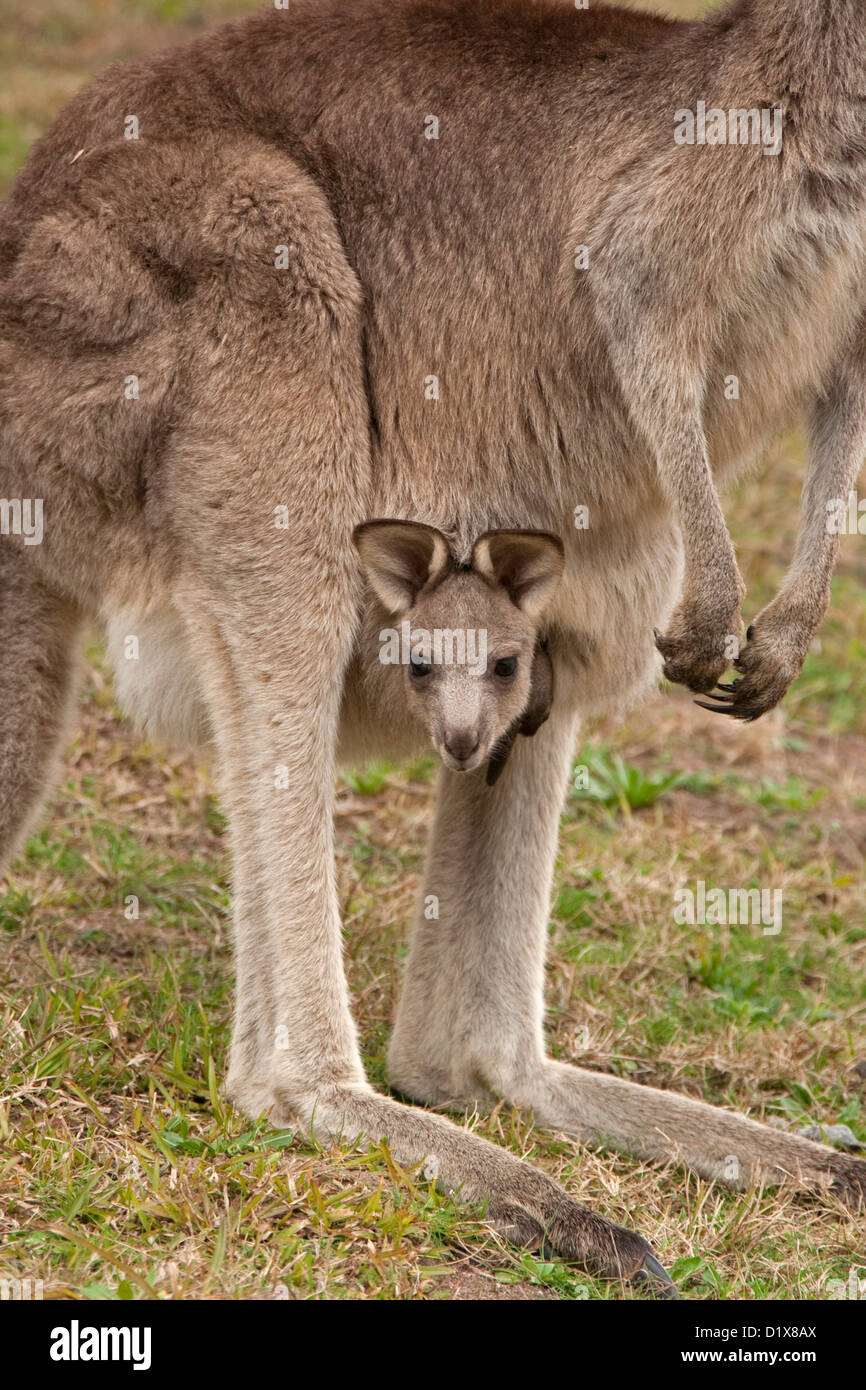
xmin=781 ymin=354 xmax=866 ymax=623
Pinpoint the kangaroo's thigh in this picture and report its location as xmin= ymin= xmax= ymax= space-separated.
xmin=0 ymin=131 xmax=370 ymax=614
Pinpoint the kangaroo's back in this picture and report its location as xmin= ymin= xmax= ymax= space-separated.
xmin=0 ymin=0 xmax=679 ymax=271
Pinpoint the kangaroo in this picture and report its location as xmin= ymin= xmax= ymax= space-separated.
xmin=2 ymin=0 xmax=866 ymax=1296
xmin=351 ymin=521 xmax=562 ymax=781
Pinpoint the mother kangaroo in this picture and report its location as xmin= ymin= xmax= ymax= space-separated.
xmin=2 ymin=0 xmax=866 ymax=1294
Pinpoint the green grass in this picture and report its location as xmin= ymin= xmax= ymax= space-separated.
xmin=1 ymin=0 xmax=866 ymax=1302
xmin=4 ymin=653 xmax=865 ymax=1299
xmin=571 ymin=744 xmax=715 ymax=813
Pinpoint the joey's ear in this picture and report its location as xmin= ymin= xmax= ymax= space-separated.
xmin=352 ymin=520 xmax=452 ymax=614
xmin=472 ymin=530 xmax=564 ymax=620
xmin=486 ymin=642 xmax=555 ymax=786
xmin=485 ymin=724 xmax=519 ymax=787
xmin=518 ymin=640 xmax=554 ymax=737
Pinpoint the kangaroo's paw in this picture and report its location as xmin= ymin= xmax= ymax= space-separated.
xmin=694 ymin=606 xmax=812 ymax=722
xmin=655 ymin=601 xmax=745 ymax=695
xmin=269 ymin=1081 xmax=680 ymax=1297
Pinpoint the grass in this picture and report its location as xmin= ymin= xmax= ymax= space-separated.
xmin=1 ymin=0 xmax=866 ymax=1302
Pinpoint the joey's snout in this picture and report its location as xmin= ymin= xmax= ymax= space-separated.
xmin=441 ymin=725 xmax=483 ymax=771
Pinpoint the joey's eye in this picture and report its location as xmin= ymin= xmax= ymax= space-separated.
xmin=494 ymin=656 xmax=518 ymax=679
xmin=410 ymin=658 xmax=432 ymax=679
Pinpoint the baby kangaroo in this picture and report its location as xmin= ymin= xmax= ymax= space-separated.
xmin=353 ymin=521 xmax=562 ymax=783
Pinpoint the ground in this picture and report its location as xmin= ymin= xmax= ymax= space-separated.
xmin=1 ymin=0 xmax=865 ymax=1301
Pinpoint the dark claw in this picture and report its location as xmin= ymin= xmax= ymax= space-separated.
xmin=695 ymin=694 xmax=765 ymax=723
xmin=694 ymin=698 xmax=735 ymax=716
xmin=632 ymin=1251 xmax=680 ymax=1300
xmin=539 ymin=1239 xmax=680 ymax=1298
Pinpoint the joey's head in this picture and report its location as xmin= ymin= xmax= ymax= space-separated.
xmin=353 ymin=520 xmax=564 ymax=782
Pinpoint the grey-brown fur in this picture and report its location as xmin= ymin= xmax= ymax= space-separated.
xmin=1 ymin=0 xmax=865 ymax=1289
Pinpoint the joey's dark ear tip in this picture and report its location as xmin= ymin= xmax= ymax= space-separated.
xmin=352 ymin=517 xmax=450 ymax=546
xmin=352 ymin=517 xmax=399 ymax=539
xmin=474 ymin=527 xmax=565 ymax=553
xmin=527 ymin=529 xmax=566 ymax=561
xmin=352 ymin=518 xmax=390 ymax=548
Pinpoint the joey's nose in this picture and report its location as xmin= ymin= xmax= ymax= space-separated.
xmin=444 ymin=729 xmax=480 ymax=764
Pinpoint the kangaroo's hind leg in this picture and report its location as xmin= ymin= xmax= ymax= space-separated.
xmin=0 ymin=544 xmax=81 ymax=870
xmin=390 ymin=666 xmax=866 ymax=1209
